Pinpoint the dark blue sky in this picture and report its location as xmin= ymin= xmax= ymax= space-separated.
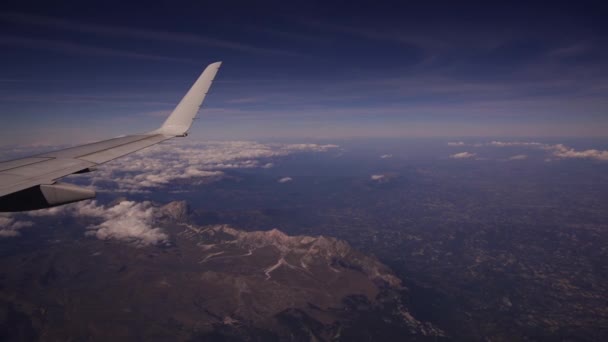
xmin=1 ymin=1 xmax=607 ymax=145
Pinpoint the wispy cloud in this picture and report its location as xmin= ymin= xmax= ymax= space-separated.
xmin=0 ymin=11 xmax=300 ymax=56
xmin=548 ymin=42 xmax=592 ymax=58
xmin=278 ymin=177 xmax=293 ymax=183
xmin=488 ymin=141 xmax=545 ymax=148
xmin=450 ymin=152 xmax=476 ymax=159
xmin=461 ymin=140 xmax=608 ymax=161
xmin=0 ymin=35 xmax=195 ymax=63
xmin=508 ymin=154 xmax=528 ymax=160
xmin=487 ymin=140 xmax=608 ymax=160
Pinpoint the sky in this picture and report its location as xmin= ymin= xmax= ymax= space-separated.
xmin=1 ymin=1 xmax=607 ymax=145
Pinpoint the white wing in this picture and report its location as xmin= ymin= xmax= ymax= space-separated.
xmin=0 ymin=61 xmax=222 ymax=211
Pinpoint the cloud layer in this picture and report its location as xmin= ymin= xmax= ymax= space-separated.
xmin=448 ymin=141 xmax=608 ymax=161
xmin=1 ymin=141 xmax=340 ymax=244
xmin=75 ymin=140 xmax=339 ymax=193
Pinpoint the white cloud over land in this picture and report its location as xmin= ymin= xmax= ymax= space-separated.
xmin=450 ymin=152 xmax=476 ymax=159
xmin=72 ymin=141 xmax=339 ymax=193
xmin=0 ymin=215 xmax=33 ymax=237
xmin=551 ymin=144 xmax=608 ymax=161
xmin=0 ymin=140 xmax=341 ymax=244
xmin=448 ymin=141 xmax=608 ymax=161
xmin=84 ymin=201 xmax=167 ymax=246
xmin=28 ymin=200 xmax=167 ymax=246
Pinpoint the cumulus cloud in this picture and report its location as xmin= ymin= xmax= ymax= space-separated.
xmin=508 ymin=154 xmax=528 ymax=160
xmin=71 ymin=141 xmax=339 ymax=193
xmin=450 ymin=152 xmax=476 ymax=159
xmin=380 ymin=154 xmax=392 ymax=159
xmin=84 ymin=201 xmax=167 ymax=246
xmin=447 ymin=141 xmax=465 ymax=146
xmin=0 ymin=214 xmax=34 ymax=237
xmin=371 ymin=174 xmax=385 ymax=181
xmin=278 ymin=177 xmax=293 ymax=183
xmin=30 ymin=200 xmax=167 ymax=246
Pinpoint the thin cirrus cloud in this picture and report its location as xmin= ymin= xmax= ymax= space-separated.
xmin=0 ymin=35 xmax=196 ymax=64
xmin=0 ymin=11 xmax=299 ymax=56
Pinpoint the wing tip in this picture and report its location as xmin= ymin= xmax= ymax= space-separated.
xmin=152 ymin=61 xmax=222 ymax=136
xmin=209 ymin=61 xmax=222 ymax=69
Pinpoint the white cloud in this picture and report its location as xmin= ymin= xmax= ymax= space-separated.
xmin=447 ymin=141 xmax=465 ymax=146
xmin=380 ymin=154 xmax=392 ymax=159
xmin=278 ymin=177 xmax=293 ymax=183
xmin=71 ymin=141 xmax=339 ymax=193
xmin=0 ymin=214 xmax=34 ymax=237
xmin=551 ymin=144 xmax=608 ymax=161
xmin=371 ymin=174 xmax=385 ymax=181
xmin=450 ymin=152 xmax=476 ymax=159
xmin=29 ymin=200 xmax=167 ymax=246
xmin=281 ymin=143 xmax=339 ymax=152
xmin=486 ymin=141 xmax=608 ymax=161
xmin=84 ymin=201 xmax=167 ymax=246
xmin=508 ymin=154 xmax=528 ymax=160
xmin=489 ymin=141 xmax=544 ymax=147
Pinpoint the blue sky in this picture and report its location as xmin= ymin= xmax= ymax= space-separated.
xmin=1 ymin=1 xmax=607 ymax=145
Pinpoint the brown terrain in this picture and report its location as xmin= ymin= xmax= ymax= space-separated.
xmin=0 ymin=201 xmax=443 ymax=341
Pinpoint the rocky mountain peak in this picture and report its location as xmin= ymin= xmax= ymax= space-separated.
xmin=195 ymin=224 xmax=402 ymax=288
xmin=159 ymin=200 xmax=190 ymax=221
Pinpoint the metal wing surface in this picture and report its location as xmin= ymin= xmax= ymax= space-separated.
xmin=0 ymin=61 xmax=222 ymax=211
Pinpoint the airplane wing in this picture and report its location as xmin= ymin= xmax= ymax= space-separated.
xmin=0 ymin=61 xmax=222 ymax=212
